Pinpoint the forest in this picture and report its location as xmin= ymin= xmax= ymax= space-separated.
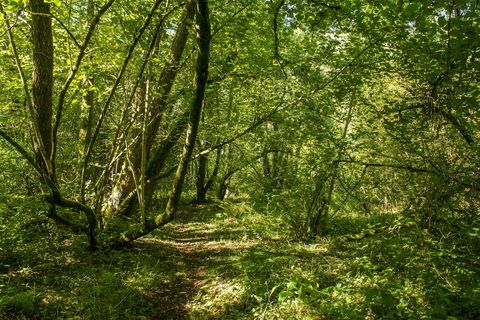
xmin=0 ymin=0 xmax=479 ymax=319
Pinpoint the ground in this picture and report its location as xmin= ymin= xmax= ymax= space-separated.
xmin=1 ymin=201 xmax=479 ymax=319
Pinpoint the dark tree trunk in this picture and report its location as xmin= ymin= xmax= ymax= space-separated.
xmin=217 ymin=169 xmax=237 ymax=201
xmin=30 ymin=0 xmax=54 ymax=177
xmin=195 ymin=153 xmax=208 ymax=203
xmin=203 ymin=148 xmax=221 ymax=197
xmin=161 ymin=0 xmax=211 ymax=223
xmin=217 ymin=175 xmax=230 ymax=201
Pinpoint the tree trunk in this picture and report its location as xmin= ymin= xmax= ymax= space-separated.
xmin=30 ymin=0 xmax=54 ymax=177
xmin=202 ymin=147 xmax=221 ymax=200
xmin=194 ymin=147 xmax=221 ymax=204
xmin=27 ymin=0 xmax=98 ymax=249
xmin=111 ymin=1 xmax=196 ymax=210
xmin=310 ymin=102 xmax=354 ymax=237
xmin=160 ymin=0 xmax=211 ymax=223
xmin=195 ymin=153 xmax=208 ymax=203
xmin=218 ymin=174 xmax=231 ymax=201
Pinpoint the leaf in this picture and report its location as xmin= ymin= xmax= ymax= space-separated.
xmin=278 ymin=290 xmax=289 ymax=303
xmin=381 ymin=292 xmax=395 ymax=307
xmin=287 ymin=281 xmax=297 ymax=290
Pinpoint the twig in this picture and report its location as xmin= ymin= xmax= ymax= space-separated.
xmin=0 ymin=129 xmax=41 ymax=175
xmin=52 ymin=0 xmax=117 ymax=165
xmin=50 ymin=12 xmax=81 ymax=48
xmin=0 ymin=8 xmax=20 ymax=38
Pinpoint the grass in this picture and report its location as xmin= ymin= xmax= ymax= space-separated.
xmin=1 ymin=199 xmax=479 ymax=319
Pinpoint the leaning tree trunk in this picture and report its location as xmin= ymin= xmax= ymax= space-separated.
xmin=162 ymin=0 xmax=211 ymax=221
xmin=111 ymin=0 xmax=211 ymax=246
xmin=110 ymin=1 xmax=196 ymax=211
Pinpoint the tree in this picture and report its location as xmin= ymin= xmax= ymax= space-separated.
xmin=0 ymin=0 xmax=477 ymax=250
xmin=0 ymin=0 xmax=212 ymax=249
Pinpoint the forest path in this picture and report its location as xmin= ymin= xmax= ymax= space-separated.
xmin=133 ymin=205 xmax=262 ymax=319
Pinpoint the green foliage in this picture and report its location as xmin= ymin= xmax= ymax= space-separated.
xmin=1 ymin=202 xmax=479 ymax=319
xmin=0 ymin=290 xmax=43 ymax=319
xmin=1 ymin=0 xmax=479 ymax=318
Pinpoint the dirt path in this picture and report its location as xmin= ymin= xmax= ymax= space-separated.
xmin=132 ymin=209 xmax=258 ymax=319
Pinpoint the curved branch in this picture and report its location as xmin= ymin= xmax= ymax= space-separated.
xmin=42 ymin=193 xmax=97 ymax=249
xmin=0 ymin=129 xmax=41 ymax=174
xmin=46 ymin=205 xmax=88 ymax=233
xmin=50 ymin=12 xmax=81 ymax=48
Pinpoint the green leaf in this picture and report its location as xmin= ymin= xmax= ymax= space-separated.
xmin=278 ymin=290 xmax=289 ymax=303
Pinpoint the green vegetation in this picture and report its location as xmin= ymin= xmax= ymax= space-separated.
xmin=1 ymin=0 xmax=479 ymax=318
xmin=1 ymin=202 xmax=479 ymax=319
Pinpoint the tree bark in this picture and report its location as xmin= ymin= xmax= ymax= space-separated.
xmin=30 ymin=0 xmax=54 ymax=177
xmin=195 ymin=153 xmax=208 ymax=203
xmin=111 ymin=1 xmax=196 ymax=210
xmin=201 ymin=147 xmax=222 ymax=201
xmin=194 ymin=148 xmax=221 ymax=204
xmin=144 ymin=0 xmax=195 ymax=154
xmin=161 ymin=0 xmax=211 ymax=222
xmin=28 ymin=0 xmax=99 ymax=249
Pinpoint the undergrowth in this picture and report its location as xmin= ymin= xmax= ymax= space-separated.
xmin=0 ymin=199 xmax=479 ymax=319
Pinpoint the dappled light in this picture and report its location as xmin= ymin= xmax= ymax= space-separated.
xmin=1 ymin=0 xmax=479 ymax=318
xmin=2 ymin=203 xmax=479 ymax=318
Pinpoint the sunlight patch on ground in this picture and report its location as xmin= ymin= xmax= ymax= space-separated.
xmin=188 ymin=278 xmax=246 ymax=319
xmin=149 ymin=238 xmax=259 ymax=254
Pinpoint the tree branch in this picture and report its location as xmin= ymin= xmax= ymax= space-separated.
xmin=334 ymin=159 xmax=433 ymax=173
xmin=46 ymin=205 xmax=88 ymax=233
xmin=194 ymin=34 xmax=386 ymax=159
xmin=42 ymin=193 xmax=97 ymax=249
xmin=52 ymin=0 xmax=117 ymax=165
xmin=310 ymin=0 xmax=341 ymax=10
xmin=79 ymin=0 xmax=164 ymax=197
xmin=0 ymin=129 xmax=41 ymax=175
xmin=50 ymin=12 xmax=81 ymax=48
xmin=0 ymin=7 xmax=20 ymax=38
